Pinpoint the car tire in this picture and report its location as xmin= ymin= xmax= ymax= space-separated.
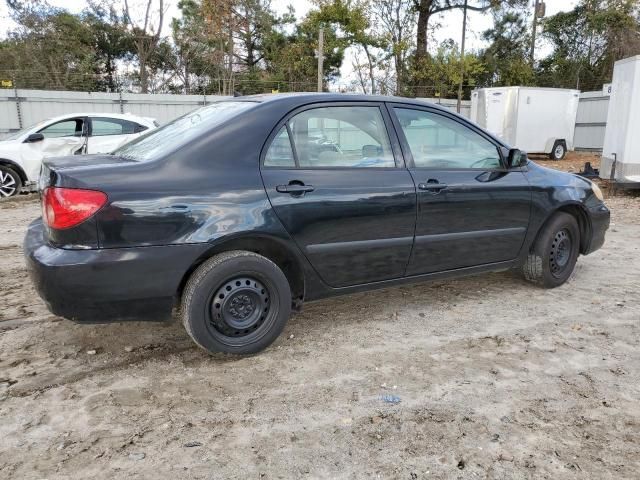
xmin=0 ymin=165 xmax=22 ymax=198
xmin=548 ymin=141 xmax=566 ymax=160
xmin=522 ymin=212 xmax=580 ymax=288
xmin=181 ymin=250 xmax=292 ymax=355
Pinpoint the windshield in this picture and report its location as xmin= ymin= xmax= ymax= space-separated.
xmin=113 ymin=101 xmax=256 ymax=161
xmin=4 ymin=119 xmax=50 ymax=141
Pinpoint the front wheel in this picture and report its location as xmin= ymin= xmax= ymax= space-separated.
xmin=181 ymin=251 xmax=292 ymax=355
xmin=522 ymin=212 xmax=580 ymax=288
xmin=0 ymin=166 xmax=22 ymax=198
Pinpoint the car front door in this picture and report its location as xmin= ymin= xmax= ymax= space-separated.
xmin=389 ymin=105 xmax=531 ymax=275
xmin=87 ymin=117 xmax=148 ymax=153
xmin=19 ymin=117 xmax=88 ymax=180
xmin=261 ymin=103 xmax=416 ymax=288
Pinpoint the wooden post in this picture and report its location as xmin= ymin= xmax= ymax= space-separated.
xmin=317 ymin=26 xmax=324 ymax=93
xmin=13 ymin=75 xmax=22 ymax=129
xmin=456 ymin=0 xmax=468 ymax=114
xmin=530 ymin=0 xmax=540 ymax=65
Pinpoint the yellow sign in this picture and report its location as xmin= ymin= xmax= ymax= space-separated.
xmin=271 ymin=89 xmax=279 ymax=94
xmin=1 ymin=80 xmax=13 ymax=88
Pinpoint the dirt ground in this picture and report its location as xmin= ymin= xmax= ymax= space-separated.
xmin=529 ymin=150 xmax=602 ymax=174
xmin=1 ymin=156 xmax=639 ymax=479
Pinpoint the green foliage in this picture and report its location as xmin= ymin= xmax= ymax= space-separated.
xmin=0 ymin=1 xmax=135 ymax=91
xmin=169 ymin=0 xmax=228 ymax=93
xmin=0 ymin=4 xmax=99 ymax=90
xmin=260 ymin=14 xmax=345 ymax=92
xmin=479 ymin=3 xmax=534 ymax=87
xmin=83 ymin=5 xmax=136 ymax=91
xmin=538 ymin=0 xmax=640 ymax=90
xmin=1 ymin=0 xmax=638 ymax=95
xmin=410 ymin=40 xmax=486 ymax=98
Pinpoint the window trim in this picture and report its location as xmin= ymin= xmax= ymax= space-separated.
xmin=37 ymin=116 xmax=87 ymax=139
xmin=260 ymin=101 xmax=406 ymax=170
xmin=263 ymin=124 xmax=298 ymax=168
xmin=88 ymin=116 xmax=146 ymax=137
xmin=285 ymin=123 xmax=300 ymax=168
xmin=386 ymin=103 xmax=509 ymax=171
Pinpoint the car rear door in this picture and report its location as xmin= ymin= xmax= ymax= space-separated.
xmin=87 ymin=117 xmax=148 ymax=153
xmin=389 ymin=104 xmax=531 ymax=275
xmin=260 ymin=102 xmax=416 ymax=288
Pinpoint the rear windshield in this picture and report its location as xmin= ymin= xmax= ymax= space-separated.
xmin=112 ymin=101 xmax=256 ymax=161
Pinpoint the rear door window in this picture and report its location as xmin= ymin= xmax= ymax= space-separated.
xmin=278 ymin=106 xmax=396 ymax=168
xmin=264 ymin=127 xmax=296 ymax=167
xmin=91 ymin=117 xmax=147 ymax=136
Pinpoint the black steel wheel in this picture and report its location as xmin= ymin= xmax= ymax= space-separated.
xmin=208 ymin=276 xmax=273 ymax=340
xmin=522 ymin=212 xmax=580 ymax=288
xmin=181 ymin=251 xmax=292 ymax=355
xmin=549 ymin=228 xmax=572 ymax=277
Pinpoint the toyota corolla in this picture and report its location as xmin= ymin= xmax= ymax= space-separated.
xmin=24 ymin=94 xmax=610 ymax=355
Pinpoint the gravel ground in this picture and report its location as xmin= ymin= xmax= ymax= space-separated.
xmin=1 ymin=163 xmax=639 ymax=479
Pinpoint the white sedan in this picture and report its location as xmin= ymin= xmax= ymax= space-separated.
xmin=0 ymin=113 xmax=158 ymax=197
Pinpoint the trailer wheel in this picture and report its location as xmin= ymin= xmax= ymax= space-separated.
xmin=549 ymin=140 xmax=566 ymax=160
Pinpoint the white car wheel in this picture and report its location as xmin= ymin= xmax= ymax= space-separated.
xmin=0 ymin=166 xmax=22 ymax=198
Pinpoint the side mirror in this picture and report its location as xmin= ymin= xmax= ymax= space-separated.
xmin=25 ymin=133 xmax=45 ymax=143
xmin=507 ymin=148 xmax=527 ymax=168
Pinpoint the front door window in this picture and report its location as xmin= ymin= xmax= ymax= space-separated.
xmin=38 ymin=118 xmax=85 ymax=138
xmin=394 ymin=108 xmax=502 ymax=170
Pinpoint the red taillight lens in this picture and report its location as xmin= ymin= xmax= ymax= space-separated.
xmin=43 ymin=187 xmax=107 ymax=230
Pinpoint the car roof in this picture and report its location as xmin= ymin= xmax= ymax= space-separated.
xmin=44 ymin=112 xmax=156 ymax=124
xmin=230 ymin=92 xmax=455 ymax=114
xmin=224 ymin=92 xmax=508 ymax=149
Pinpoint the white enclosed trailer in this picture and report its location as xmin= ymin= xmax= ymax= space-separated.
xmin=600 ymin=55 xmax=640 ymax=186
xmin=470 ymin=86 xmax=580 ymax=160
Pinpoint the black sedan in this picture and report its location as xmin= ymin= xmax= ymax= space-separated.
xmin=25 ymin=94 xmax=610 ymax=355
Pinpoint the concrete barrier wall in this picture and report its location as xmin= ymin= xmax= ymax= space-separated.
xmin=0 ymin=89 xmax=607 ymax=151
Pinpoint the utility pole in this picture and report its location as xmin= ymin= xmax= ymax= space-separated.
xmin=317 ymin=26 xmax=324 ymax=93
xmin=456 ymin=0 xmax=468 ymax=114
xmin=530 ymin=0 xmax=545 ymax=65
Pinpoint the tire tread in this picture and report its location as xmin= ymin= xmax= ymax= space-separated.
xmin=522 ymin=212 xmax=579 ymax=289
xmin=181 ymin=250 xmax=290 ymax=354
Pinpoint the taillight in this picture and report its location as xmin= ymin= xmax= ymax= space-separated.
xmin=43 ymin=187 xmax=107 ymax=230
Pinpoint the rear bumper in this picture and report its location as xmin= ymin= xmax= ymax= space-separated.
xmin=24 ymin=219 xmax=208 ymax=323
xmin=585 ymin=204 xmax=610 ymax=254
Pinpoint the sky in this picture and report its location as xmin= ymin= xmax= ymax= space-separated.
xmin=0 ymin=0 xmax=579 ymax=85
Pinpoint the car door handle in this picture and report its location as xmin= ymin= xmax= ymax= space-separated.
xmin=276 ymin=184 xmax=315 ymax=194
xmin=418 ymin=182 xmax=448 ymax=192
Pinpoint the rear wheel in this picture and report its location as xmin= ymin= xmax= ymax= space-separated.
xmin=0 ymin=166 xmax=22 ymax=198
xmin=522 ymin=212 xmax=580 ymax=288
xmin=181 ymin=250 xmax=292 ymax=355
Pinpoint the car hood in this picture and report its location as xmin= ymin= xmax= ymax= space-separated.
xmin=527 ymin=160 xmax=592 ymax=188
xmin=0 ymin=138 xmax=23 ymax=155
xmin=0 ymin=138 xmax=22 ymax=147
